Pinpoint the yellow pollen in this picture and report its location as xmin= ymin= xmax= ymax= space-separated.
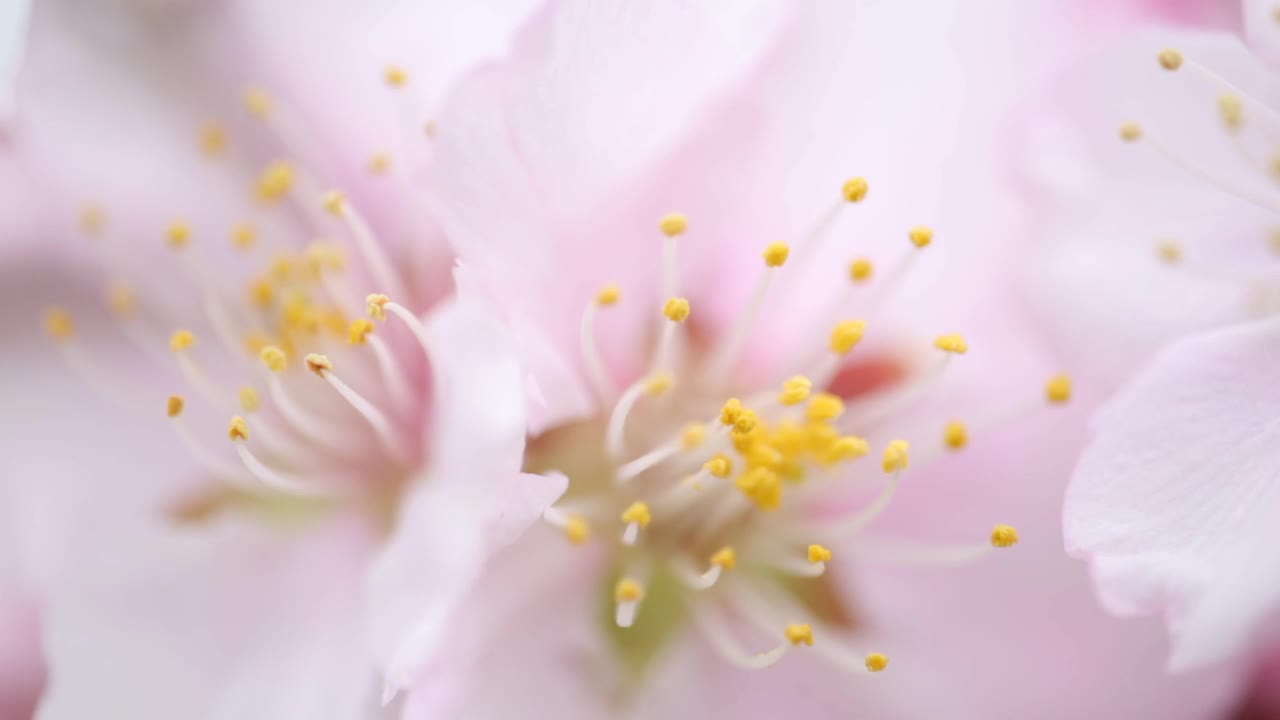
xmin=348 ymin=319 xmax=375 ymax=345
xmin=829 ymin=319 xmax=867 ymax=354
xmin=260 ymin=345 xmax=288 ymax=372
xmin=1155 ymin=240 xmax=1182 ymax=265
xmin=79 ymin=204 xmax=106 ymax=236
xmin=167 ymin=395 xmax=185 ymax=418
xmin=106 ymin=283 xmax=137 ymax=317
xmin=615 ymin=578 xmax=645 ymax=603
xmin=933 ymin=333 xmax=968 ymax=355
xmin=366 ymin=294 xmax=390 ymax=321
xmin=1119 ymin=121 xmax=1143 ymax=142
xmin=256 ymin=162 xmax=294 ymax=203
xmin=826 ymin=435 xmax=870 ymax=464
xmin=991 ymin=524 xmax=1019 ymax=548
xmin=908 ymin=225 xmax=933 ymax=248
xmin=662 ymin=297 xmax=690 ymax=322
xmin=806 ymin=393 xmax=845 ymax=423
xmin=644 ymin=372 xmax=674 ymax=396
xmin=165 ymin=221 xmax=191 ymax=250
xmin=720 ymin=398 xmax=744 ymax=426
xmin=732 ymin=408 xmax=759 ymax=436
xmin=807 ymin=544 xmax=832 ymax=564
xmin=238 ymin=386 xmax=260 ymax=413
xmin=735 ymin=466 xmax=782 ymax=510
xmin=621 ymin=502 xmax=652 ymax=528
xmin=43 ymin=308 xmax=75 ymax=342
xmin=842 ymin=177 xmax=869 ymax=203
xmin=228 ymin=416 xmax=250 ymax=441
xmin=704 ymin=454 xmax=733 ymax=478
xmin=1157 ymin=48 xmax=1183 ymax=71
xmin=321 ymin=190 xmax=347 ymax=216
xmin=762 ymin=241 xmax=791 ymax=268
xmin=680 ymin=423 xmax=707 ymax=450
xmin=169 ymin=330 xmax=196 ymax=352
xmin=1045 ymin=374 xmax=1072 ymax=404
xmin=305 ymin=353 xmax=333 ymax=376
xmin=247 ymin=277 xmax=274 ymax=309
xmin=778 ymin=375 xmax=813 ymax=406
xmin=595 ymin=283 xmax=621 ymax=306
xmin=305 ymin=243 xmax=345 ymax=274
xmin=384 ymin=65 xmax=409 ymax=87
xmin=230 ymin=223 xmax=257 ymax=251
xmin=563 ymin=514 xmax=590 ymax=545
xmin=865 ymin=653 xmax=888 ymax=672
xmin=658 ymin=212 xmax=688 ymax=237
xmin=785 ymin=624 xmax=814 ymax=646
xmin=1219 ymin=94 xmax=1243 ymax=131
xmin=943 ymin=420 xmax=968 ymax=450
xmin=199 ymin=123 xmax=226 ymax=156
xmin=849 ymin=257 xmax=873 ymax=283
xmin=882 ymin=439 xmax=909 ymax=473
xmin=367 ymin=153 xmax=391 ymax=174
xmin=243 ymin=87 xmax=272 ymax=118
xmin=710 ymin=546 xmax=736 ymax=570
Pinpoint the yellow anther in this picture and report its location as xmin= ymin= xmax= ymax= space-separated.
xmin=563 ymin=514 xmax=590 ymax=545
xmin=644 ymin=372 xmax=674 ymax=396
xmin=704 ymin=454 xmax=733 ymax=478
xmin=199 ymin=123 xmax=226 ymax=156
xmin=367 ymin=152 xmax=391 ymax=174
xmin=228 ymin=416 xmax=250 ymax=441
xmin=78 ymin=204 xmax=106 ymax=236
xmin=106 ymin=283 xmax=137 ymax=317
xmin=305 ymin=353 xmax=333 ymax=376
xmin=1155 ymin=240 xmax=1182 ymax=265
xmin=943 ymin=420 xmax=968 ymax=450
xmin=1119 ymin=121 xmax=1143 ymax=142
xmin=615 ymin=578 xmax=645 ymax=603
xmin=842 ymin=177 xmax=869 ymax=202
xmin=230 ymin=223 xmax=257 ymax=251
xmin=658 ymin=212 xmax=687 ymax=237
xmin=778 ymin=376 xmax=813 ymax=406
xmin=933 ymin=333 xmax=968 ymax=355
xmin=735 ymin=466 xmax=782 ymax=510
xmin=366 ymin=294 xmax=390 ymax=321
xmin=807 ymin=544 xmax=832 ymax=564
xmin=1270 ymin=228 xmax=1280 ymax=255
xmin=621 ymin=502 xmax=652 ymax=528
xmin=260 ymin=345 xmax=288 ymax=372
xmin=762 ymin=241 xmax=791 ymax=268
xmin=785 ymin=624 xmax=814 ymax=646
xmin=169 ymin=330 xmax=196 ymax=352
xmin=865 ymin=653 xmax=888 ymax=672
xmin=243 ymin=87 xmax=272 ymax=118
xmin=348 ymin=319 xmax=375 ymax=345
xmin=165 ymin=221 xmax=191 ymax=250
xmin=720 ymin=398 xmax=744 ymax=426
xmin=256 ymin=161 xmax=294 ymax=203
xmin=990 ymin=524 xmax=1019 ymax=548
xmin=167 ymin=395 xmax=185 ymax=418
xmin=238 ymin=386 xmax=260 ymax=413
xmin=321 ymin=190 xmax=346 ymax=216
xmin=882 ymin=439 xmax=909 ymax=473
xmin=710 ymin=546 xmax=736 ymax=570
xmin=908 ymin=225 xmax=934 ymax=248
xmin=595 ymin=283 xmax=621 ymax=306
xmin=384 ymin=65 xmax=408 ymax=87
xmin=1219 ymin=94 xmax=1243 ymax=131
xmin=826 ymin=435 xmax=870 ymax=463
xmin=305 ymin=243 xmax=345 ymax=273
xmin=849 ymin=257 xmax=873 ymax=283
xmin=829 ymin=319 xmax=867 ymax=354
xmin=662 ymin=297 xmax=690 ymax=322
xmin=248 ymin=277 xmax=274 ymax=309
xmin=680 ymin=423 xmax=707 ymax=450
xmin=806 ymin=393 xmax=845 ymax=423
xmin=1045 ymin=373 xmax=1072 ymax=404
xmin=732 ymin=408 xmax=759 ymax=436
xmin=1157 ymin=48 xmax=1183 ymax=71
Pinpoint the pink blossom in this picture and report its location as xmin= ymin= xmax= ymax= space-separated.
xmin=368 ymin=1 xmax=1247 ymax=717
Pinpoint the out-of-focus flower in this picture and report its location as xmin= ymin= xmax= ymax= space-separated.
xmin=1022 ymin=0 xmax=1280 ymax=676
xmin=369 ymin=1 xmax=1247 ymax=717
xmin=3 ymin=0 xmax=554 ymax=717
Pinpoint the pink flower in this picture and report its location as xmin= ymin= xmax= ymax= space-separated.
xmin=1022 ymin=0 xmax=1280 ymax=676
xmin=369 ymin=1 xmax=1247 ymax=717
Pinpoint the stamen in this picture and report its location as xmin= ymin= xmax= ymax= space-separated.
xmin=863 ymin=226 xmax=934 ymax=317
xmin=849 ymin=257 xmax=873 ymax=284
xmin=777 ymin=375 xmax=813 ymax=406
xmin=675 ymin=547 xmax=732 ymax=590
xmin=694 ymin=604 xmax=793 ymax=670
xmin=606 ymin=378 xmax=652 ymax=462
xmin=653 ymin=296 xmax=690 ymax=371
xmin=350 ymin=321 xmax=414 ymax=416
xmin=384 ymin=65 xmax=409 ymax=88
xmin=680 ymin=422 xmax=707 ymax=450
xmin=787 ymin=177 xmax=869 ymax=278
xmin=620 ymin=501 xmax=652 ymax=546
xmin=166 ymin=396 xmax=245 ymax=483
xmin=368 ymin=294 xmax=433 ymax=358
xmin=1121 ymin=124 xmax=1280 ymax=214
xmin=170 ymin=331 xmax=231 ymax=412
xmin=580 ymin=284 xmax=620 ymax=402
xmin=306 ymin=354 xmax=408 ymax=461
xmin=1045 ymin=374 xmax=1072 ymax=404
xmin=706 ymin=242 xmax=790 ymax=378
xmin=79 ymin=204 xmax=106 ymax=236
xmin=165 ymin=221 xmax=191 ymax=250
xmin=932 ymin=333 xmax=968 ymax=355
xmin=323 ymin=191 xmax=404 ymax=298
xmin=198 ymin=123 xmax=226 ymax=157
xmin=827 ymin=447 xmax=906 ymax=537
xmin=367 ymin=152 xmax=391 ymax=175
xmin=614 ymin=577 xmax=646 ymax=628
xmin=658 ymin=213 xmax=687 ymax=299
xmin=229 ymin=416 xmax=327 ymax=496
xmin=256 ymin=161 xmax=295 ymax=203
xmin=943 ymin=420 xmax=968 ymax=450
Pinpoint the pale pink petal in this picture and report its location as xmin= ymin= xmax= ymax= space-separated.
xmin=1065 ymin=316 xmax=1280 ymax=670
xmin=1244 ymin=0 xmax=1280 ymax=65
xmin=0 ymin=0 xmax=29 ymax=121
